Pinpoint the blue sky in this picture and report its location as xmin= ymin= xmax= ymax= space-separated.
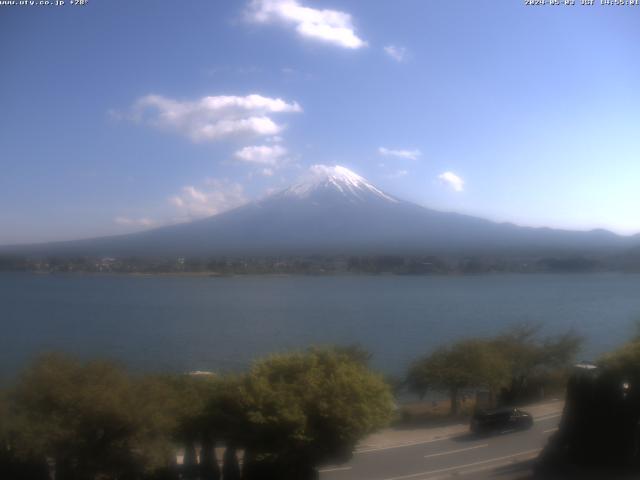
xmin=1 ymin=0 xmax=639 ymax=244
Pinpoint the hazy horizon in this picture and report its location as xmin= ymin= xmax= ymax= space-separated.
xmin=2 ymin=163 xmax=639 ymax=248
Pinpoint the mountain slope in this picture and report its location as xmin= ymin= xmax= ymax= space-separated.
xmin=3 ymin=165 xmax=637 ymax=257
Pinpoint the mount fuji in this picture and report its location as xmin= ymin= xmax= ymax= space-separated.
xmin=5 ymin=165 xmax=636 ymax=257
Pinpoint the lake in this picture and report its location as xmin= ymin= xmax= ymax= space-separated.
xmin=1 ymin=272 xmax=639 ymax=380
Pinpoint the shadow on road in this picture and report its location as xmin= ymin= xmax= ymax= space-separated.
xmin=391 ymin=417 xmax=469 ymax=431
xmin=450 ymin=432 xmax=482 ymax=443
xmin=488 ymin=457 xmax=536 ymax=479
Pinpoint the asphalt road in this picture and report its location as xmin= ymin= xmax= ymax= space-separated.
xmin=319 ymin=412 xmax=562 ymax=480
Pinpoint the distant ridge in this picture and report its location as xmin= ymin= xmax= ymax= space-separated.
xmin=2 ymin=165 xmax=638 ymax=257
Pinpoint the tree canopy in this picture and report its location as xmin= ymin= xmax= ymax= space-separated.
xmin=493 ymin=324 xmax=582 ymax=403
xmin=227 ymin=347 xmax=394 ymax=479
xmin=406 ymin=325 xmax=583 ymax=413
xmin=6 ymin=353 xmax=178 ymax=480
xmin=1 ymin=347 xmax=393 ymax=480
xmin=407 ymin=339 xmax=510 ymax=414
xmin=599 ymin=338 xmax=640 ymax=379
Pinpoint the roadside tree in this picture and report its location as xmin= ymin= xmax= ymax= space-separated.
xmin=8 ymin=353 xmax=176 ymax=480
xmin=493 ymin=324 xmax=582 ymax=403
xmin=230 ymin=347 xmax=394 ymax=480
xmin=150 ymin=373 xmax=223 ymax=480
xmin=406 ymin=339 xmax=510 ymax=415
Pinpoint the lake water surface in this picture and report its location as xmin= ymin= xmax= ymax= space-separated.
xmin=1 ymin=272 xmax=639 ymax=379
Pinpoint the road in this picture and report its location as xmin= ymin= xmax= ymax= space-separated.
xmin=319 ymin=411 xmax=561 ymax=480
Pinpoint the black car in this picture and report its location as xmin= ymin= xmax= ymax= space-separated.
xmin=470 ymin=407 xmax=533 ymax=434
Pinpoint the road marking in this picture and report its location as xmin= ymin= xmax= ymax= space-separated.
xmin=356 ymin=434 xmax=461 ymax=454
xmin=534 ymin=413 xmax=561 ymax=422
xmin=543 ymin=427 xmax=558 ymax=433
xmin=424 ymin=444 xmax=488 ymax=459
xmin=381 ymin=448 xmax=541 ymax=480
xmin=453 ymin=450 xmax=541 ymax=478
xmin=319 ymin=466 xmax=352 ymax=473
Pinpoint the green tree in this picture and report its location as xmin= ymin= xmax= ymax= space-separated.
xmin=0 ymin=388 xmax=8 ymax=448
xmin=406 ymin=339 xmax=510 ymax=415
xmin=153 ymin=373 xmax=222 ymax=480
xmin=492 ymin=324 xmax=582 ymax=403
xmin=7 ymin=353 xmax=176 ymax=480
xmin=201 ymin=376 xmax=247 ymax=480
xmin=228 ymin=348 xmax=393 ymax=480
xmin=599 ymin=339 xmax=640 ymax=378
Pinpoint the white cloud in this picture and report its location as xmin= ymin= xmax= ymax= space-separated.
xmin=114 ymin=180 xmax=249 ymax=230
xmin=385 ymin=169 xmax=408 ymax=179
xmin=378 ymin=147 xmax=421 ymax=160
xmin=234 ymin=144 xmax=287 ymax=166
xmin=438 ymin=171 xmax=464 ymax=192
xmin=130 ymin=94 xmax=301 ymax=143
xmin=169 ymin=179 xmax=248 ymax=219
xmin=383 ymin=45 xmax=407 ymax=62
xmin=246 ymin=0 xmax=366 ymax=49
xmin=114 ymin=216 xmax=156 ymax=227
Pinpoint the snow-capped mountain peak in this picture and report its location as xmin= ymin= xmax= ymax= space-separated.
xmin=8 ymin=163 xmax=633 ymax=258
xmin=279 ymin=164 xmax=398 ymax=203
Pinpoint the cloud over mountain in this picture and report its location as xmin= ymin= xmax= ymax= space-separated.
xmin=114 ymin=217 xmax=156 ymax=227
xmin=234 ymin=144 xmax=288 ymax=165
xmin=169 ymin=179 xmax=248 ymax=220
xmin=246 ymin=0 xmax=366 ymax=49
xmin=130 ymin=94 xmax=301 ymax=142
xmin=378 ymin=147 xmax=421 ymax=160
xmin=438 ymin=171 xmax=464 ymax=192
xmin=383 ymin=45 xmax=408 ymax=62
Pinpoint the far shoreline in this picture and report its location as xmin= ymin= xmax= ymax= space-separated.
xmin=4 ymin=269 xmax=640 ymax=279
